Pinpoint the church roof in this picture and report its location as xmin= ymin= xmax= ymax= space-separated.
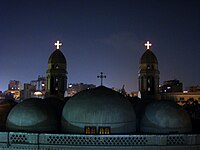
xmin=62 ymin=86 xmax=136 ymax=134
xmin=140 ymin=50 xmax=158 ymax=64
xmin=140 ymin=100 xmax=192 ymax=133
xmin=6 ymin=98 xmax=59 ymax=132
xmin=48 ymin=49 xmax=66 ymax=64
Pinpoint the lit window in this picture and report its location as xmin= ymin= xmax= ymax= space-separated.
xmin=85 ymin=126 xmax=96 ymax=135
xmin=148 ymin=79 xmax=150 ymax=83
xmin=99 ymin=127 xmax=110 ymax=135
xmin=85 ymin=127 xmax=91 ymax=134
xmin=148 ymin=87 xmax=150 ymax=91
xmin=167 ymin=86 xmax=171 ymax=89
xmin=99 ymin=128 xmax=104 ymax=135
xmin=105 ymin=128 xmax=110 ymax=134
xmin=91 ymin=127 xmax=96 ymax=134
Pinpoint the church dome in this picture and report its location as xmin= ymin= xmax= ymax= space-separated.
xmin=6 ymin=98 xmax=58 ymax=132
xmin=48 ymin=49 xmax=66 ymax=64
xmin=62 ymin=86 xmax=136 ymax=134
xmin=140 ymin=100 xmax=192 ymax=133
xmin=140 ymin=50 xmax=158 ymax=64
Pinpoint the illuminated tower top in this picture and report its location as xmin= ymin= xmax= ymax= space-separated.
xmin=138 ymin=41 xmax=160 ymax=99
xmin=144 ymin=41 xmax=152 ymax=50
xmin=54 ymin=40 xmax=62 ymax=50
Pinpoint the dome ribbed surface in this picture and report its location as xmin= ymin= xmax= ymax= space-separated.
xmin=6 ymin=98 xmax=58 ymax=132
xmin=140 ymin=100 xmax=192 ymax=133
xmin=62 ymin=86 xmax=136 ymax=134
xmin=140 ymin=50 xmax=158 ymax=64
xmin=48 ymin=49 xmax=66 ymax=64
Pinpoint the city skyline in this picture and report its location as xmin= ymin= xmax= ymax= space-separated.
xmin=0 ymin=0 xmax=199 ymax=92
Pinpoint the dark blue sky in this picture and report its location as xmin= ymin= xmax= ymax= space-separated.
xmin=0 ymin=0 xmax=199 ymax=92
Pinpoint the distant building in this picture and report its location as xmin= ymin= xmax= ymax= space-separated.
xmin=0 ymin=92 xmax=14 ymax=100
xmin=20 ymin=83 xmax=36 ymax=100
xmin=8 ymin=80 xmax=22 ymax=90
xmin=67 ymin=83 xmax=96 ymax=96
xmin=20 ymin=76 xmax=46 ymax=99
xmin=4 ymin=90 xmax=20 ymax=100
xmin=30 ymin=76 xmax=46 ymax=92
xmin=5 ymin=80 xmax=22 ymax=100
xmin=160 ymin=79 xmax=183 ymax=93
xmin=161 ymin=91 xmax=200 ymax=105
xmin=188 ymin=86 xmax=200 ymax=92
xmin=0 ymin=92 xmax=5 ymax=100
xmin=30 ymin=76 xmax=46 ymax=98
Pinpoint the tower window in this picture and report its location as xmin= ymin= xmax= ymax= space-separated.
xmin=148 ymin=79 xmax=150 ymax=84
xmin=55 ymin=64 xmax=59 ymax=69
xmin=148 ymin=87 xmax=150 ymax=91
xmin=147 ymin=65 xmax=150 ymax=70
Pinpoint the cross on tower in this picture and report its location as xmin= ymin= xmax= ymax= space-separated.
xmin=97 ymin=72 xmax=106 ymax=86
xmin=144 ymin=41 xmax=152 ymax=50
xmin=54 ymin=41 xmax=62 ymax=50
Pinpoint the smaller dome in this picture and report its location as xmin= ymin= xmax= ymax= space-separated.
xmin=140 ymin=100 xmax=192 ymax=133
xmin=6 ymin=98 xmax=58 ymax=132
xmin=48 ymin=49 xmax=66 ymax=64
xmin=140 ymin=50 xmax=158 ymax=64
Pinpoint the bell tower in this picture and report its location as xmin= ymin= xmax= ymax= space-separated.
xmin=46 ymin=41 xmax=67 ymax=99
xmin=138 ymin=41 xmax=160 ymax=99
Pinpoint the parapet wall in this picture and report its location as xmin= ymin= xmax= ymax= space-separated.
xmin=0 ymin=132 xmax=199 ymax=149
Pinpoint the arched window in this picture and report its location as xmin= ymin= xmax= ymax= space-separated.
xmin=99 ymin=127 xmax=110 ymax=135
xmin=147 ymin=65 xmax=150 ymax=70
xmin=85 ymin=126 xmax=96 ymax=134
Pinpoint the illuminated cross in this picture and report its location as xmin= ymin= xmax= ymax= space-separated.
xmin=54 ymin=40 xmax=62 ymax=50
xmin=144 ymin=41 xmax=152 ymax=50
xmin=97 ymin=72 xmax=106 ymax=86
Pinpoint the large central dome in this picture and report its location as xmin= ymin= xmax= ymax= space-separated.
xmin=62 ymin=86 xmax=136 ymax=134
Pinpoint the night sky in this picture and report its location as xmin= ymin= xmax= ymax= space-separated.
xmin=0 ymin=0 xmax=199 ymax=92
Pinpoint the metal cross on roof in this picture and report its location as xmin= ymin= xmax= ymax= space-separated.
xmin=54 ymin=40 xmax=62 ymax=50
xmin=97 ymin=72 xmax=106 ymax=86
xmin=144 ymin=41 xmax=152 ymax=50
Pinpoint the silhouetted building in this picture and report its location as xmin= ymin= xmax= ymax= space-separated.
xmin=160 ymin=79 xmax=183 ymax=93
xmin=138 ymin=41 xmax=160 ymax=99
xmin=46 ymin=41 xmax=67 ymax=99
xmin=20 ymin=83 xmax=36 ymax=100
